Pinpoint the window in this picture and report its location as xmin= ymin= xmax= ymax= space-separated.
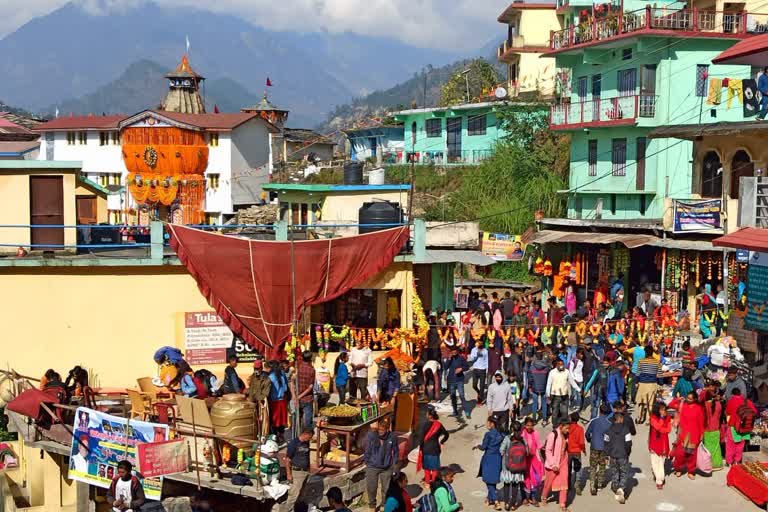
xmin=99 ymin=173 xmax=121 ymax=187
xmin=611 ymin=138 xmax=627 ymax=176
xmin=425 ymin=118 xmax=441 ymax=138
xmin=617 ymin=69 xmax=637 ymax=97
xmin=701 ymin=151 xmax=722 ymax=197
xmin=591 ymin=74 xmax=601 ymax=99
xmin=208 ymin=133 xmax=219 ymax=147
xmin=411 ymin=122 xmax=417 ymax=147
xmin=639 ymin=195 xmax=647 ymax=216
xmin=588 ymin=139 xmax=598 ymax=176
xmin=207 ymin=173 xmax=220 ymax=189
xmin=99 ymin=132 xmax=108 ymax=146
xmin=576 ymin=76 xmax=588 ymax=100
xmin=696 ymin=65 xmax=709 ymax=97
xmin=731 ymin=150 xmax=753 ymax=199
xmin=66 ymin=132 xmax=76 ymax=145
xmin=622 ymin=48 xmax=633 ymax=60
xmin=111 ymin=132 xmax=120 ymax=145
xmin=610 ymin=194 xmax=617 ymax=215
xmin=636 ymin=137 xmax=646 ymax=190
xmin=78 ymin=131 xmax=87 ymax=145
xmin=468 ymin=114 xmax=487 ymax=136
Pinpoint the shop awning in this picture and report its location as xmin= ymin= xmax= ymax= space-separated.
xmin=415 ymin=249 xmax=496 ymax=266
xmin=528 ymin=230 xmax=658 ymax=248
xmin=712 ymin=34 xmax=768 ymax=66
xmin=168 ymin=224 xmax=410 ymax=357
xmin=644 ymin=238 xmax=731 ymax=252
xmin=648 ymin=121 xmax=768 ymax=140
xmin=713 ymin=227 xmax=768 ymax=251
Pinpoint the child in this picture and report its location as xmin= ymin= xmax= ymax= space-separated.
xmin=649 ymin=402 xmax=672 ymax=489
xmin=567 ymin=412 xmax=586 ymax=492
xmin=500 ymin=421 xmax=528 ymax=511
xmin=334 ymin=352 xmax=350 ymax=405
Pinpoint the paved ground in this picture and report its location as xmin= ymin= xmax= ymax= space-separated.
xmin=351 ymin=383 xmax=759 ymax=511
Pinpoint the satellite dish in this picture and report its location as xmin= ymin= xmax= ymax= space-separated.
xmin=495 ymin=87 xmax=508 ymax=99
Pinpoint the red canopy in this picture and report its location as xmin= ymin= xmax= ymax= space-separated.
xmin=712 ymin=34 xmax=768 ymax=66
xmin=6 ymin=388 xmax=59 ymax=420
xmin=713 ymin=227 xmax=768 ymax=252
xmin=169 ymin=225 xmax=410 ymax=358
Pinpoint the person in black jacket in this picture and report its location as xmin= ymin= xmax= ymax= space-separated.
xmin=604 ymin=411 xmax=633 ymax=504
xmin=417 ymin=408 xmax=449 ymax=485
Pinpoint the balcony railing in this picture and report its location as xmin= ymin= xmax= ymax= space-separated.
xmin=403 ymin=149 xmax=494 ymax=165
xmin=497 ymin=36 xmax=548 ymax=60
xmin=550 ymin=7 xmax=768 ymax=51
xmin=549 ymin=94 xmax=657 ymax=129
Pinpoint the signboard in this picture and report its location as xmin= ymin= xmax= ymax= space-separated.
xmin=746 ymin=258 xmax=768 ymax=331
xmin=183 ymin=312 xmax=234 ymax=364
xmin=737 ymin=249 xmax=750 ymax=263
xmin=68 ymin=407 xmax=168 ymax=500
xmin=137 ymin=438 xmax=189 ymax=478
xmin=230 ymin=336 xmax=259 ymax=363
xmin=480 ymin=232 xmax=527 ymax=261
xmin=672 ymin=199 xmax=722 ymax=233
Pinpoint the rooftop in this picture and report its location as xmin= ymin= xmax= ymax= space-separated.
xmin=283 ymin=128 xmax=335 ymax=144
xmin=498 ymin=0 xmax=557 ymax=21
xmin=0 ymin=141 xmax=39 ymax=156
xmin=391 ymin=101 xmax=508 ymax=116
xmin=649 ymin=120 xmax=768 ymax=140
xmin=0 ymin=160 xmax=81 ymax=170
xmin=263 ymin=183 xmax=411 ymax=193
xmin=165 ymin=55 xmax=204 ymax=80
xmin=32 ymin=114 xmax=125 ymax=131
xmin=242 ymin=93 xmax=287 ymax=113
xmin=0 ymin=111 xmax=43 ymax=130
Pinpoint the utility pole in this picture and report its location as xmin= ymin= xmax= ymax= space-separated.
xmin=462 ymin=69 xmax=471 ymax=103
xmin=423 ymin=68 xmax=428 ymax=107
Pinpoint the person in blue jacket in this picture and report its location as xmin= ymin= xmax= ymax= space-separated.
xmin=334 ymin=351 xmax=350 ymax=405
xmin=606 ymin=361 xmax=626 ymax=406
xmin=759 ymin=66 xmax=768 ymax=119
xmin=475 ymin=416 xmax=504 ymax=508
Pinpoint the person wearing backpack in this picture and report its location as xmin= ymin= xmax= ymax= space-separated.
xmin=499 ymin=422 xmax=528 ymax=511
xmin=725 ymin=387 xmax=757 ymax=465
xmin=431 ymin=468 xmax=462 ymax=512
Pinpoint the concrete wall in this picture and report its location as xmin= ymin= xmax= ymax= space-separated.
xmin=204 ymin=132 xmax=233 ymax=218
xmin=275 ymin=189 xmax=409 ymax=227
xmin=0 ymin=170 xmax=77 ymax=253
xmin=230 ymin=119 xmax=272 ymax=214
xmin=425 ymin=221 xmax=480 ymax=248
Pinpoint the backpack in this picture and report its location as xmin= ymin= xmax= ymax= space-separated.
xmin=194 ymin=369 xmax=216 ymax=395
xmin=417 ymin=492 xmax=438 ymax=512
xmin=735 ymin=402 xmax=756 ymax=435
xmin=506 ymin=441 xmax=528 ymax=473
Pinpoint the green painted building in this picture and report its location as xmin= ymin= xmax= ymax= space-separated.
xmin=548 ymin=6 xmax=765 ymax=221
xmin=391 ymin=102 xmax=513 ymax=165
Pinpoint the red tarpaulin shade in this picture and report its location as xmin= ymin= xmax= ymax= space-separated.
xmin=168 ymin=225 xmax=410 ymax=358
xmin=712 ymin=34 xmax=768 ymax=66
xmin=713 ymin=227 xmax=768 ymax=252
xmin=6 ymin=388 xmax=59 ymax=420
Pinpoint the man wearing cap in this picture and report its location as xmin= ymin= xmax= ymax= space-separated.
xmin=724 ymin=367 xmax=747 ymax=400
xmin=248 ymin=358 xmax=272 ymax=439
xmin=70 ymin=434 xmax=90 ymax=473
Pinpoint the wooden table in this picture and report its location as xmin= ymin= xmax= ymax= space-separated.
xmin=316 ymin=412 xmax=393 ymax=472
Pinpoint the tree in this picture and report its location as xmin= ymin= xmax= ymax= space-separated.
xmin=438 ymin=59 xmax=500 ymax=107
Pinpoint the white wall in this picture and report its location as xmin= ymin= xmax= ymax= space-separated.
xmin=230 ymin=119 xmax=272 ymax=204
xmin=204 ymin=133 xmax=233 ymax=218
xmin=40 ymin=131 xmax=123 ymax=174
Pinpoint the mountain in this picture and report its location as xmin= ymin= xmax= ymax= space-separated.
xmin=0 ymin=1 xmax=467 ymax=125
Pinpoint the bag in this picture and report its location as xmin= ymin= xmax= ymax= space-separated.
xmin=697 ymin=443 xmax=713 ymax=474
xmin=736 ymin=403 xmax=756 ymax=435
xmin=416 ymin=493 xmax=438 ymax=512
xmin=506 ymin=441 xmax=528 ymax=473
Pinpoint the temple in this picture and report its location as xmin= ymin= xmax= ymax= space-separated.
xmin=162 ymin=55 xmax=205 ymax=114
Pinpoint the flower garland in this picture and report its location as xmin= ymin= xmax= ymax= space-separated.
xmin=576 ymin=321 xmax=587 ymax=337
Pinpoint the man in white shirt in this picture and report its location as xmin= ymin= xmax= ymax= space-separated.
xmin=546 ymin=358 xmax=571 ymax=427
xmin=107 ymin=460 xmax=145 ymax=512
xmin=348 ymin=338 xmax=373 ymax=400
xmin=70 ymin=434 xmax=89 ymax=473
xmin=568 ymin=349 xmax=585 ymax=411
xmin=423 ymin=359 xmax=441 ymax=402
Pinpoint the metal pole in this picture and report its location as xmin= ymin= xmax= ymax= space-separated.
xmin=191 ymin=403 xmax=201 ymax=491
xmin=661 ymin=248 xmax=667 ymax=299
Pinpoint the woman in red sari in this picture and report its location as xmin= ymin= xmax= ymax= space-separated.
xmin=673 ymin=391 xmax=705 ymax=479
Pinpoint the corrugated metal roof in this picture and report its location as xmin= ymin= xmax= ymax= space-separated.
xmin=415 ymin=250 xmax=497 ymax=266
xmin=712 ymin=33 xmax=768 ymax=66
xmin=528 ymin=230 xmax=658 ymax=248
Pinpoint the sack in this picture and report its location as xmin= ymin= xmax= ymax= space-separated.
xmin=416 ymin=493 xmax=438 ymax=512
xmin=407 ymin=447 xmax=420 ymax=464
xmin=697 ymin=443 xmax=713 ymax=474
xmin=736 ymin=403 xmax=756 ymax=435
xmin=506 ymin=441 xmax=528 ymax=473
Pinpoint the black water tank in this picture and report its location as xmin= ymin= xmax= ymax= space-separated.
xmin=359 ymin=201 xmax=402 ymax=234
xmin=343 ymin=161 xmax=364 ymax=185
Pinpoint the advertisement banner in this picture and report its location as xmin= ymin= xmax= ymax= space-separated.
xmin=480 ymin=232 xmax=527 ymax=261
xmin=672 ymin=199 xmax=722 ymax=233
xmin=68 ymin=407 xmax=168 ymax=500
xmin=137 ymin=438 xmax=189 ymax=478
xmin=183 ymin=311 xmax=234 ymax=365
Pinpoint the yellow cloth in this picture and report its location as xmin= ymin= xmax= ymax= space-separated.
xmin=707 ymin=78 xmax=723 ymax=105
xmin=726 ymin=80 xmax=743 ymax=109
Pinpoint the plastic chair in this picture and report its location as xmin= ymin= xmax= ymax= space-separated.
xmin=152 ymin=402 xmax=177 ymax=429
xmin=136 ymin=377 xmax=160 ymax=401
xmin=126 ymin=389 xmax=152 ymax=420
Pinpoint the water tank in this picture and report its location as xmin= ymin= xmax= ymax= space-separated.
xmin=210 ymin=394 xmax=256 ymax=455
xmin=343 ymin=161 xmax=364 ymax=185
xmin=359 ymin=201 xmax=402 ymax=234
xmin=368 ymin=167 xmax=386 ymax=185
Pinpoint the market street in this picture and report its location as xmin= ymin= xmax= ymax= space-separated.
xmin=389 ymin=387 xmax=749 ymax=512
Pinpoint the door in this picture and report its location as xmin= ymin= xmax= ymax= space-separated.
xmin=618 ymin=69 xmax=637 ymax=96
xmin=591 ymin=74 xmax=602 ymax=122
xmin=30 ymin=176 xmax=64 ymax=248
xmin=640 ymin=64 xmax=657 ymax=116
xmin=76 ymin=196 xmax=97 ymax=225
xmin=369 ymin=137 xmax=377 ymax=157
xmin=447 ymin=117 xmax=462 ymax=161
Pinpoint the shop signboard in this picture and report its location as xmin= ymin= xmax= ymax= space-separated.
xmin=480 ymin=232 xmax=526 ymax=261
xmin=746 ymin=251 xmax=768 ymax=332
xmin=137 ymin=438 xmax=188 ymax=478
xmin=183 ymin=311 xmax=234 ymax=365
xmin=672 ymin=199 xmax=722 ymax=233
xmin=68 ymin=407 xmax=168 ymax=500
xmin=736 ymin=249 xmax=750 ymax=263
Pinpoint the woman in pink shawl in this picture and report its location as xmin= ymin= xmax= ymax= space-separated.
xmin=541 ymin=422 xmax=570 ymax=510
xmin=522 ymin=416 xmax=544 ymax=506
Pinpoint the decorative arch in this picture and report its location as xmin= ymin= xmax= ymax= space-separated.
xmin=701 ymin=150 xmax=722 ymax=198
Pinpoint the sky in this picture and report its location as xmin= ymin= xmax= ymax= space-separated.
xmin=0 ymin=0 xmax=511 ymax=49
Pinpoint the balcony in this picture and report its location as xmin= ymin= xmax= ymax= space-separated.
xmin=403 ymin=149 xmax=494 ymax=166
xmin=549 ymin=7 xmax=768 ymax=53
xmin=549 ymin=94 xmax=657 ymax=129
xmin=497 ymin=36 xmax=549 ymax=61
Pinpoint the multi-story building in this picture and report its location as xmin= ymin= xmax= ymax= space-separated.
xmin=497 ymin=0 xmax=561 ymax=97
